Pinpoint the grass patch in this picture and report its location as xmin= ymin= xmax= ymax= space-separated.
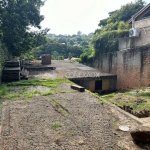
xmin=132 ymin=102 xmax=150 ymax=111
xmin=117 ymin=101 xmax=125 ymax=107
xmin=26 ymin=93 xmax=35 ymax=98
xmin=124 ymin=92 xmax=132 ymax=96
xmin=137 ymin=92 xmax=150 ymax=97
xmin=104 ymin=93 xmax=115 ymax=98
xmin=58 ymin=107 xmax=68 ymax=116
xmin=98 ymin=87 xmax=150 ymax=111
xmin=52 ymin=121 xmax=62 ymax=129
xmin=0 ymin=85 xmax=8 ymax=98
xmin=33 ymin=90 xmax=42 ymax=94
xmin=101 ymin=93 xmax=115 ymax=100
xmin=4 ymin=93 xmax=20 ymax=99
xmin=92 ymin=92 xmax=101 ymax=99
xmin=7 ymin=78 xmax=71 ymax=88
xmin=0 ymin=78 xmax=72 ymax=100
xmin=92 ymin=92 xmax=104 ymax=104
xmin=41 ymin=91 xmax=53 ymax=96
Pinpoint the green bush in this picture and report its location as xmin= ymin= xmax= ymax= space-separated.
xmin=92 ymin=30 xmax=129 ymax=55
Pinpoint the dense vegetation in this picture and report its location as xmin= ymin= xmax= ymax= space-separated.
xmin=32 ymin=33 xmax=93 ymax=60
xmin=80 ymin=0 xmax=145 ymax=63
xmin=0 ymin=0 xmax=49 ymax=57
xmin=0 ymin=0 xmax=49 ymax=81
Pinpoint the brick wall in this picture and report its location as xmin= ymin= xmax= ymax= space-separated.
xmin=92 ymin=46 xmax=150 ymax=90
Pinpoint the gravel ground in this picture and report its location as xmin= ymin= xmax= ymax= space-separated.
xmin=0 ymin=87 xmax=119 ymax=149
xmin=0 ymin=61 xmax=149 ymax=149
xmin=0 ymin=83 xmax=149 ymax=150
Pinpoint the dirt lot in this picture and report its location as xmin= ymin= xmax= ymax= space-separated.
xmin=0 ymin=60 xmax=150 ymax=150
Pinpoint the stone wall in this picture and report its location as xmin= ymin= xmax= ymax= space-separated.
xmin=92 ymin=46 xmax=150 ymax=90
xmin=133 ymin=27 xmax=150 ymax=47
xmin=134 ymin=18 xmax=150 ymax=47
xmin=118 ymin=37 xmax=133 ymax=50
xmin=134 ymin=17 xmax=150 ymax=28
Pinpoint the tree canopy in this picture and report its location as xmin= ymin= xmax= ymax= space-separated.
xmin=0 ymin=0 xmax=49 ymax=57
xmin=80 ymin=0 xmax=146 ymax=63
xmin=98 ymin=0 xmax=145 ymax=28
xmin=32 ymin=33 xmax=93 ymax=60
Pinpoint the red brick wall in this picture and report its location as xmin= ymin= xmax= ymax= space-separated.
xmin=93 ymin=46 xmax=150 ymax=90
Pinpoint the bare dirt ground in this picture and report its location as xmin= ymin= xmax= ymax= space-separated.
xmin=0 ymin=60 xmax=150 ymax=150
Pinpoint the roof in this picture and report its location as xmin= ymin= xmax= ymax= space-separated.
xmin=127 ymin=3 xmax=150 ymax=24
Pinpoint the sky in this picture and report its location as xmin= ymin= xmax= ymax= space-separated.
xmin=40 ymin=0 xmax=150 ymax=35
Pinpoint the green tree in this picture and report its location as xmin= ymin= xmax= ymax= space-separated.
xmin=52 ymin=51 xmax=59 ymax=60
xmin=118 ymin=21 xmax=130 ymax=31
xmin=98 ymin=0 xmax=145 ymax=27
xmin=92 ymin=0 xmax=145 ymax=56
xmin=32 ymin=33 xmax=92 ymax=59
xmin=0 ymin=0 xmax=48 ymax=57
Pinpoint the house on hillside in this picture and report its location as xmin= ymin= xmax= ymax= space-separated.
xmin=119 ymin=3 xmax=150 ymax=50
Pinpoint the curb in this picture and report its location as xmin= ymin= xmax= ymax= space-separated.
xmin=107 ymin=102 xmax=143 ymax=125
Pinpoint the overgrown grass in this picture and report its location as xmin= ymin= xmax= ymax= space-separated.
xmin=98 ymin=87 xmax=150 ymax=111
xmin=101 ymin=93 xmax=115 ymax=99
xmin=7 ymin=78 xmax=71 ymax=88
xmin=117 ymin=101 xmax=125 ymax=107
xmin=133 ymin=102 xmax=150 ymax=111
xmin=92 ymin=92 xmax=115 ymax=104
xmin=0 ymin=78 xmax=71 ymax=99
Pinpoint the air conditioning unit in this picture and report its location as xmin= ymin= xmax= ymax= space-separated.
xmin=129 ymin=28 xmax=140 ymax=37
